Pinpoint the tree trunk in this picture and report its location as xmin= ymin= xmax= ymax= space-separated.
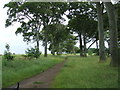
xmin=36 ymin=27 xmax=40 ymax=52
xmin=52 ymin=44 xmax=55 ymax=55
xmin=96 ymin=2 xmax=106 ymax=62
xmin=105 ymin=2 xmax=119 ymax=67
xmin=96 ymin=40 xmax=98 ymax=50
xmin=78 ymin=33 xmax=83 ymax=57
xmin=96 ymin=37 xmax=99 ymax=55
xmin=83 ymin=32 xmax=87 ymax=57
xmin=59 ymin=43 xmax=62 ymax=55
xmin=36 ymin=31 xmax=39 ymax=51
xmin=44 ymin=34 xmax=47 ymax=57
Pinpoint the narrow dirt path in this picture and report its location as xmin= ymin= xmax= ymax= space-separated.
xmin=9 ymin=58 xmax=67 ymax=88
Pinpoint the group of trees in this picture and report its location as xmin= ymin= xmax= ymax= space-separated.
xmin=4 ymin=1 xmax=120 ymax=67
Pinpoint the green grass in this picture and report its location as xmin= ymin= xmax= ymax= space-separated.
xmin=52 ymin=56 xmax=119 ymax=88
xmin=2 ymin=55 xmax=64 ymax=88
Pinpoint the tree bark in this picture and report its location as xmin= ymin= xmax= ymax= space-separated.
xmin=96 ymin=39 xmax=98 ymax=50
xmin=96 ymin=36 xmax=99 ymax=55
xmin=83 ymin=32 xmax=87 ymax=57
xmin=105 ymin=2 xmax=119 ymax=67
xmin=52 ymin=44 xmax=55 ymax=55
xmin=44 ymin=33 xmax=47 ymax=57
xmin=59 ymin=43 xmax=62 ymax=55
xmin=36 ymin=31 xmax=39 ymax=51
xmin=96 ymin=2 xmax=106 ymax=62
xmin=78 ymin=33 xmax=83 ymax=57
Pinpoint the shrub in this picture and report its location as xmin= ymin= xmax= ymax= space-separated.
xmin=4 ymin=44 xmax=14 ymax=61
xmin=25 ymin=46 xmax=41 ymax=59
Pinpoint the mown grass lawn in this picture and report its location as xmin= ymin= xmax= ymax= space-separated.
xmin=2 ymin=55 xmax=64 ymax=88
xmin=52 ymin=56 xmax=119 ymax=88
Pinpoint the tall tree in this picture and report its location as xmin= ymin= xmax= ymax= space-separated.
xmin=96 ymin=2 xmax=106 ymax=62
xmin=46 ymin=24 xmax=70 ymax=55
xmin=4 ymin=2 xmax=68 ymax=57
xmin=104 ymin=2 xmax=119 ymax=66
xmin=67 ymin=2 xmax=97 ymax=57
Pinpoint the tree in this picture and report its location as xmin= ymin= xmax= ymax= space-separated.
xmin=68 ymin=15 xmax=97 ymax=57
xmin=96 ymin=2 xmax=106 ymax=62
xmin=104 ymin=2 xmax=119 ymax=66
xmin=61 ymin=34 xmax=77 ymax=54
xmin=67 ymin=2 xmax=97 ymax=57
xmin=4 ymin=2 xmax=44 ymax=52
xmin=45 ymin=23 xmax=71 ymax=55
xmin=4 ymin=44 xmax=14 ymax=60
xmin=4 ymin=2 xmax=68 ymax=57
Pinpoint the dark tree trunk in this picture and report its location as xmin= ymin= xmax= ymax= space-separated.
xmin=83 ymin=32 xmax=87 ymax=57
xmin=96 ymin=37 xmax=99 ymax=55
xmin=52 ymin=44 xmax=55 ymax=55
xmin=44 ymin=34 xmax=47 ymax=57
xmin=96 ymin=40 xmax=98 ymax=50
xmin=78 ymin=33 xmax=83 ymax=57
xmin=96 ymin=2 xmax=106 ymax=62
xmin=36 ymin=32 xmax=39 ymax=51
xmin=43 ymin=23 xmax=48 ymax=57
xmin=36 ymin=40 xmax=39 ymax=51
xmin=105 ymin=2 xmax=119 ymax=67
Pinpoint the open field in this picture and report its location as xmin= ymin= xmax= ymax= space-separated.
xmin=2 ymin=55 xmax=119 ymax=88
xmin=2 ymin=55 xmax=64 ymax=88
xmin=52 ymin=56 xmax=119 ymax=88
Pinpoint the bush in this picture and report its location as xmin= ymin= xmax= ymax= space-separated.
xmin=25 ymin=46 xmax=41 ymax=59
xmin=4 ymin=44 xmax=14 ymax=61
xmin=4 ymin=51 xmax=14 ymax=60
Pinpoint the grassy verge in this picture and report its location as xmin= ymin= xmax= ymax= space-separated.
xmin=2 ymin=55 xmax=64 ymax=88
xmin=52 ymin=56 xmax=119 ymax=88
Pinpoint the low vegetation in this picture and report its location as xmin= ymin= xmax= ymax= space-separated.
xmin=2 ymin=55 xmax=64 ymax=88
xmin=4 ymin=44 xmax=14 ymax=61
xmin=52 ymin=56 xmax=119 ymax=88
xmin=25 ymin=46 xmax=41 ymax=59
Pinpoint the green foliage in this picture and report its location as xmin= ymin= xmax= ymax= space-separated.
xmin=52 ymin=56 xmax=118 ymax=88
xmin=45 ymin=23 xmax=76 ymax=55
xmin=4 ymin=44 xmax=14 ymax=61
xmin=4 ymin=2 xmax=68 ymax=43
xmin=25 ymin=46 xmax=41 ymax=59
xmin=88 ymin=48 xmax=99 ymax=56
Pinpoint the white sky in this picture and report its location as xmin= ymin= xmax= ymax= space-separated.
xmin=0 ymin=1 xmax=108 ymax=55
xmin=0 ymin=0 xmax=46 ymax=54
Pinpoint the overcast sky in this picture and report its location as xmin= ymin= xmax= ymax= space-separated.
xmin=0 ymin=1 xmax=109 ymax=55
